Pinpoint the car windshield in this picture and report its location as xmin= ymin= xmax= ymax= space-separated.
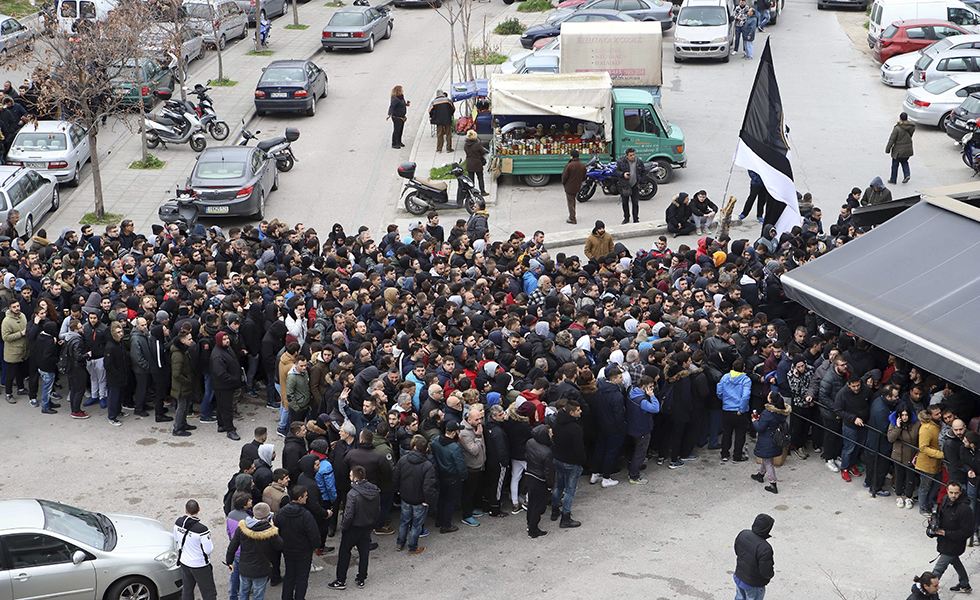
xmin=196 ymin=161 xmax=246 ymax=179
xmin=328 ymin=12 xmax=364 ymax=26
xmin=112 ymin=66 xmax=142 ymax=81
xmin=925 ymin=77 xmax=959 ymax=94
xmin=962 ymin=95 xmax=980 ymax=112
xmin=259 ymin=68 xmax=305 ymax=84
xmin=882 ymin=24 xmax=899 ymax=39
xmin=40 ymin=500 xmax=113 ymax=551
xmin=915 ymin=54 xmax=934 ymax=69
xmin=11 ymin=133 xmax=67 ymax=151
xmin=183 ymin=4 xmax=213 ymax=18
xmin=677 ymin=6 xmax=727 ymax=26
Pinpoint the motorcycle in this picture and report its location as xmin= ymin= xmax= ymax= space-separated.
xmin=577 ymin=155 xmax=661 ymax=202
xmin=190 ymin=82 xmax=229 ymax=141
xmin=259 ymin=18 xmax=272 ymax=47
xmin=142 ymin=89 xmax=208 ymax=152
xmin=158 ymin=187 xmax=200 ymax=232
xmin=238 ymin=122 xmax=300 ymax=172
xmin=962 ymin=120 xmax=980 ymax=176
xmin=399 ymin=161 xmax=478 ymax=216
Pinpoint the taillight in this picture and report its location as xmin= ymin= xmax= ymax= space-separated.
xmin=48 ymin=161 xmax=68 ymax=168
xmin=215 ymin=20 xmax=221 ymax=28
xmin=141 ymin=86 xmax=150 ymax=96
xmin=255 ymin=90 xmax=266 ymax=97
xmin=250 ymin=0 xmax=255 ymax=6
xmin=913 ymin=99 xmax=930 ymax=107
xmin=5 ymin=161 xmax=21 ymax=166
xmin=352 ymin=31 xmax=365 ymax=37
xmin=236 ymin=185 xmax=253 ymax=199
xmin=294 ymin=90 xmax=307 ymax=97
xmin=322 ymin=31 xmax=331 ymax=37
xmin=918 ymin=72 xmax=925 ymax=82
xmin=880 ymin=40 xmax=890 ymax=47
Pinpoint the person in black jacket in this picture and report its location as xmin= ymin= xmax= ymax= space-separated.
xmin=211 ymin=331 xmax=243 ymax=441
xmin=242 ymin=301 xmax=265 ymax=397
xmin=34 ymin=320 xmax=61 ymax=415
xmin=282 ymin=421 xmax=308 ymax=483
xmin=63 ymin=319 xmax=89 ymax=418
xmin=387 ymin=85 xmax=409 ymax=149
xmin=932 ymin=481 xmax=974 ymax=592
xmin=612 ymin=148 xmax=648 ymax=224
xmin=906 ymin=572 xmax=940 ymax=600
xmin=274 ymin=486 xmax=321 ymax=600
xmin=591 ymin=366 xmax=627 ymax=487
xmin=392 ymin=435 xmax=437 ymax=554
xmin=262 ymin=320 xmax=287 ymax=409
xmin=666 ymin=192 xmax=696 ymax=237
xmin=296 ymin=454 xmax=334 ymax=555
xmin=483 ymin=404 xmax=510 ymax=518
xmin=329 ymin=465 xmax=380 ymax=590
xmin=525 ymin=424 xmax=554 ymax=539
xmin=225 ymin=502 xmax=283 ymax=600
xmin=103 ymin=322 xmax=129 ymax=424
xmin=733 ymin=513 xmax=775 ymax=597
xmin=550 ymin=399 xmax=585 ymax=528
xmin=834 ymin=375 xmax=871 ymax=480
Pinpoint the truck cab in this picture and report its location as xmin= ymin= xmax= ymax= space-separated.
xmin=613 ymin=88 xmax=686 ymax=182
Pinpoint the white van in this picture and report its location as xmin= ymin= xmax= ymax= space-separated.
xmin=55 ymin=0 xmax=117 ymax=33
xmin=673 ymin=0 xmax=736 ymax=62
xmin=868 ymin=0 xmax=980 ymax=46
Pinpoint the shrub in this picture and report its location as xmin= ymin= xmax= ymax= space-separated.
xmin=494 ymin=18 xmax=525 ymax=35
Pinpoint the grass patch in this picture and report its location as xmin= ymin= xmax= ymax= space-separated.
xmin=210 ymin=77 xmax=237 ymax=87
xmin=284 ymin=23 xmax=309 ymax=29
xmin=863 ymin=20 xmax=869 ymax=29
xmin=129 ymin=153 xmax=165 ymax=170
xmin=0 ymin=0 xmax=38 ymax=18
xmin=81 ymin=212 xmax=124 ymax=226
xmin=494 ymin=18 xmax=524 ymax=35
xmin=429 ymin=164 xmax=455 ymax=180
xmin=247 ymin=49 xmax=275 ymax=55
xmin=517 ymin=0 xmax=553 ymax=11
xmin=324 ymin=0 xmax=345 ymax=5
xmin=471 ymin=48 xmax=507 ymax=65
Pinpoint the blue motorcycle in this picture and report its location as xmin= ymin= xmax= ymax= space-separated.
xmin=259 ymin=17 xmax=272 ymax=47
xmin=577 ymin=154 xmax=660 ymax=202
xmin=962 ymin=120 xmax=980 ymax=176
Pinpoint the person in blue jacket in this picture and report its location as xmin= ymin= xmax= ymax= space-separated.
xmin=718 ymin=358 xmax=752 ymax=463
xmin=626 ymin=374 xmax=660 ymax=485
xmin=751 ymin=392 xmax=791 ymax=494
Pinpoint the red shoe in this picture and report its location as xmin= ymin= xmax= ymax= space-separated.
xmin=841 ymin=470 xmax=852 ymax=482
xmin=71 ymin=411 xmax=90 ymax=420
xmin=849 ymin=466 xmax=862 ymax=477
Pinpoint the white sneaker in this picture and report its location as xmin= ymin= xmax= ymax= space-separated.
xmin=906 ymin=498 xmax=915 ymax=509
xmin=826 ymin=459 xmax=840 ymax=473
xmin=896 ymin=497 xmax=906 ymax=508
xmin=590 ymin=473 xmax=602 ymax=485
xmin=310 ymin=564 xmax=324 ymax=573
xmin=601 ymin=478 xmax=619 ymax=488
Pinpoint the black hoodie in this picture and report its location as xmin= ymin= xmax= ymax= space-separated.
xmin=273 ymin=501 xmax=320 ymax=558
xmin=525 ymin=424 xmax=554 ymax=484
xmin=392 ymin=449 xmax=437 ymax=506
xmin=734 ymin=513 xmax=775 ymax=587
xmin=342 ymin=479 xmax=380 ymax=531
xmin=297 ymin=454 xmax=331 ymax=523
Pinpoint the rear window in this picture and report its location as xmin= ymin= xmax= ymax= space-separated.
xmin=195 ymin=161 xmax=246 ymax=179
xmin=961 ymin=95 xmax=980 ymax=112
xmin=258 ymin=67 xmax=306 ymax=84
xmin=882 ymin=24 xmax=899 ymax=39
xmin=184 ymin=3 xmax=213 ymax=18
xmin=916 ymin=54 xmax=934 ymax=70
xmin=677 ymin=6 xmax=727 ymax=26
xmin=11 ymin=133 xmax=67 ymax=151
xmin=925 ymin=77 xmax=959 ymax=94
xmin=327 ymin=12 xmax=364 ymax=26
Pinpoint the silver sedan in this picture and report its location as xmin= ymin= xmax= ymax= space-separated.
xmin=5 ymin=121 xmax=91 ymax=186
xmin=903 ymin=74 xmax=980 ymax=129
xmin=547 ymin=0 xmax=673 ymax=29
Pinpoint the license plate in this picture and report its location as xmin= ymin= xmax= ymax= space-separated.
xmin=27 ymin=162 xmax=46 ymax=168
xmin=271 ymin=92 xmax=287 ymax=98
xmin=957 ymin=119 xmax=967 ymax=127
xmin=333 ymin=32 xmax=350 ymax=37
xmin=205 ymin=206 xmax=229 ymax=214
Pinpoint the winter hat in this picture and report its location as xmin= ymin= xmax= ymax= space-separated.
xmin=516 ymin=402 xmax=537 ymax=417
xmin=252 ymin=503 xmax=271 ymax=520
xmin=215 ymin=331 xmax=226 ymax=345
xmin=14 ymin=278 xmax=25 ymax=291
xmin=156 ymin=310 xmax=169 ymax=322
xmin=487 ymin=392 xmax=501 ymax=406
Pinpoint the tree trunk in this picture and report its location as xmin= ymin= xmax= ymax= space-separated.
xmin=255 ymin=15 xmax=261 ymax=52
xmin=292 ymin=0 xmax=299 ymax=27
xmin=87 ymin=126 xmax=106 ymax=219
xmin=719 ymin=195 xmax=737 ymax=239
xmin=139 ymin=93 xmax=148 ymax=164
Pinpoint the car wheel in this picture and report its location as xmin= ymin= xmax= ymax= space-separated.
xmin=51 ymin=185 xmax=60 ymax=211
xmin=254 ymin=191 xmax=265 ymax=220
xmin=433 ymin=0 xmax=442 ymax=6
xmin=24 ymin=215 xmax=33 ymax=238
xmin=383 ymin=22 xmax=392 ymax=39
xmin=722 ymin=53 xmax=729 ymax=63
xmin=109 ymin=577 xmax=156 ymax=600
xmin=0 ymin=49 xmax=7 ymax=63
xmin=652 ymin=159 xmax=673 ymax=184
xmin=769 ymin=12 xmax=776 ymax=25
xmin=366 ymin=35 xmax=375 ymax=52
xmin=272 ymin=168 xmax=279 ymax=191
xmin=306 ymin=97 xmax=316 ymax=117
xmin=503 ymin=0 xmax=513 ymax=4
xmin=240 ymin=23 xmax=249 ymax=39
xmin=256 ymin=109 xmax=266 ymax=116
xmin=674 ymin=55 xmax=683 ymax=63
xmin=522 ymin=173 xmax=550 ymax=186
xmin=905 ymin=73 xmax=912 ymax=88
xmin=942 ymin=112 xmax=953 ymax=132
xmin=218 ymin=34 xmax=226 ymax=50
xmin=68 ymin=163 xmax=80 ymax=187
xmin=816 ymin=2 xmax=824 ymax=8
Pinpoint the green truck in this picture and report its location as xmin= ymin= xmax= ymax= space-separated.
xmin=488 ymin=72 xmax=686 ymax=188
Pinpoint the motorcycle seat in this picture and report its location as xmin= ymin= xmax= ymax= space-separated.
xmin=416 ymin=177 xmax=447 ymax=191
xmin=257 ymin=136 xmax=287 ymax=152
xmin=147 ymin=114 xmax=176 ymax=127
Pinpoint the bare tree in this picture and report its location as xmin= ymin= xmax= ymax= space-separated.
xmin=433 ymin=0 xmax=475 ymax=85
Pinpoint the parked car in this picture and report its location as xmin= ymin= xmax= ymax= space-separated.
xmin=558 ymin=0 xmax=590 ymax=7
xmin=903 ymin=73 xmax=980 ymax=127
xmin=185 ymin=146 xmax=277 ymax=219
xmin=522 ymin=54 xmax=561 ymax=73
xmin=235 ymin=0 xmax=288 ymax=24
xmin=394 ymin=0 xmax=441 ymax=7
xmin=912 ymin=47 xmax=980 ymax=85
xmin=183 ymin=0 xmax=248 ymax=50
xmin=0 ymin=498 xmax=182 ymax=600
xmin=817 ymin=0 xmax=868 ymax=11
xmin=547 ymin=0 xmax=672 ymax=30
xmin=109 ymin=58 xmax=174 ymax=109
xmin=945 ymin=90 xmax=980 ymax=138
xmin=141 ymin=24 xmax=206 ymax=66
xmin=880 ymin=49 xmax=926 ymax=86
xmin=0 ymin=167 xmax=59 ymax=237
xmin=521 ymin=9 xmax=636 ymax=48
xmin=0 ymin=14 xmax=35 ymax=60
xmin=673 ymin=0 xmax=736 ymax=62
xmin=5 ymin=121 xmax=91 ymax=187
xmin=254 ymin=59 xmax=327 ymax=116
xmin=321 ymin=5 xmax=393 ymax=52
xmin=501 ymin=37 xmax=560 ymax=74
xmin=873 ymin=19 xmax=967 ymax=62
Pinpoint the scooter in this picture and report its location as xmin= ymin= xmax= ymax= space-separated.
xmin=142 ymin=89 xmax=207 ymax=152
xmin=158 ymin=187 xmax=200 ymax=232
xmin=239 ymin=123 xmax=299 ymax=172
xmin=962 ymin=120 xmax=980 ymax=176
xmin=398 ymin=161 xmax=478 ymax=216
xmin=577 ymin=155 xmax=660 ymax=202
xmin=259 ymin=18 xmax=272 ymax=47
xmin=190 ymin=82 xmax=229 ymax=141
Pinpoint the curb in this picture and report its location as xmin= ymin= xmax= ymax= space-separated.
xmin=546 ymin=220 xmax=669 ymax=250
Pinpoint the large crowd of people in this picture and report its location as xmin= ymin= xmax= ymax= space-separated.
xmin=2 ymin=201 xmax=977 ymax=595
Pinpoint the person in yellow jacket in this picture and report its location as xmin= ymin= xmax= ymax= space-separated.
xmin=917 ymin=405 xmax=944 ymax=515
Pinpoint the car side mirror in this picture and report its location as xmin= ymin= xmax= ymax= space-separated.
xmin=72 ymin=551 xmax=87 ymax=565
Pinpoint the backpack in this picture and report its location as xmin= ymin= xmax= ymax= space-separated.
xmin=57 ymin=340 xmax=73 ymax=375
xmin=771 ymin=418 xmax=791 ymax=448
xmin=659 ymin=382 xmax=676 ymax=416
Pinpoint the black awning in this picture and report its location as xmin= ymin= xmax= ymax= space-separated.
xmin=782 ymin=198 xmax=980 ymax=395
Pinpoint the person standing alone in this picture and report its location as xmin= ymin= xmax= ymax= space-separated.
xmin=174 ymin=499 xmax=217 ymax=600
xmin=885 ymin=112 xmax=915 ymax=184
xmin=733 ymin=513 xmax=775 ymax=600
xmin=428 ymin=90 xmax=455 ymax=153
xmin=329 ymin=465 xmax=380 ymax=590
xmin=613 ymin=148 xmax=647 ymax=224
xmin=561 ymin=149 xmax=587 ymax=225
xmin=387 ymin=85 xmax=409 ymax=149
xmin=931 ymin=480 xmax=973 ymax=593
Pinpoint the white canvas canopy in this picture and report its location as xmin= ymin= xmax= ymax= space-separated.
xmin=489 ymin=73 xmax=614 ymax=141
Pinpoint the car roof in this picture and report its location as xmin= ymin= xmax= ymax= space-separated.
xmin=197 ymin=146 xmax=253 ymax=160
xmin=15 ymin=121 xmax=73 ymax=134
xmin=335 ymin=5 xmax=370 ymax=12
xmin=891 ymin=18 xmax=962 ymax=27
xmin=681 ymin=0 xmax=728 ymax=7
xmin=931 ymin=48 xmax=980 ymax=59
xmin=574 ymin=8 xmax=631 ymax=16
xmin=0 ymin=499 xmax=44 ymax=531
xmin=0 ymin=13 xmax=14 ymax=20
xmin=265 ymin=59 xmax=310 ymax=68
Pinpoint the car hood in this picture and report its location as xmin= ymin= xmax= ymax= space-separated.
xmin=675 ymin=22 xmax=728 ymax=40
xmin=106 ymin=513 xmax=175 ymax=554
xmin=6 ymin=148 xmax=68 ymax=159
xmin=523 ymin=22 xmax=559 ymax=35
xmin=883 ymin=52 xmax=920 ymax=69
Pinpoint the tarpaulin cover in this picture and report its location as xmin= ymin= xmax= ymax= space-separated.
xmin=782 ymin=198 xmax=980 ymax=395
xmin=489 ymin=73 xmax=613 ymax=141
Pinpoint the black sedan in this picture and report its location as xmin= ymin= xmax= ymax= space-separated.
xmin=519 ymin=9 xmax=635 ymax=48
xmin=185 ymin=146 xmax=278 ymax=219
xmin=254 ymin=59 xmax=328 ymax=117
xmin=947 ymin=92 xmax=980 ymax=142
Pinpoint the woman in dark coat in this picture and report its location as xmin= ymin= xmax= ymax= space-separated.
xmin=463 ymin=130 xmax=488 ymax=195
xmin=751 ymin=391 xmax=791 ymax=494
xmin=387 ymin=85 xmax=409 ymax=149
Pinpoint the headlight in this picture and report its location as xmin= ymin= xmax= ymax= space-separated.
xmin=675 ymin=38 xmax=689 ymax=44
xmin=154 ymin=550 xmax=178 ymax=569
xmin=711 ymin=36 xmax=728 ymax=43
xmin=883 ymin=64 xmax=902 ymax=71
